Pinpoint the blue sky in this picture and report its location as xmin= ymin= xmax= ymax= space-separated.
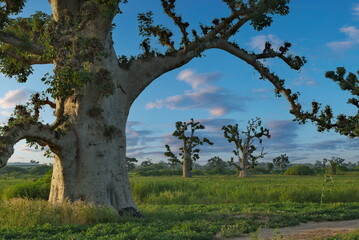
xmin=0 ymin=0 xmax=358 ymax=165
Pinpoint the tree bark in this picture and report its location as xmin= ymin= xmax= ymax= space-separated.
xmin=238 ymin=161 xmax=248 ymax=178
xmin=48 ymin=86 xmax=139 ymax=215
xmin=182 ymin=153 xmax=192 ymax=178
xmin=239 ymin=152 xmax=248 ymax=178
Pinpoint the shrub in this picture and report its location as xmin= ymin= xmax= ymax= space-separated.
xmin=0 ymin=166 xmax=27 ymax=175
xmin=28 ymin=165 xmax=52 ymax=175
xmin=248 ymin=167 xmax=270 ymax=175
xmin=284 ymin=165 xmax=315 ymax=176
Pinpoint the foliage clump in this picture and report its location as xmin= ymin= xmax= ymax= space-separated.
xmin=284 ymin=165 xmax=314 ymax=176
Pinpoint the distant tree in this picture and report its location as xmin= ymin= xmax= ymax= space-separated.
xmin=140 ymin=158 xmax=153 ymax=167
xmin=314 ymin=160 xmax=324 ymax=169
xmin=273 ymin=154 xmax=290 ymax=171
xmin=165 ymin=119 xmax=213 ymax=178
xmin=125 ymin=157 xmax=138 ymax=172
xmin=266 ymin=162 xmax=274 ymax=172
xmin=30 ymin=160 xmax=39 ymax=164
xmin=29 ymin=165 xmax=52 ymax=175
xmin=222 ymin=118 xmax=270 ymax=177
xmin=323 ymin=157 xmax=345 ymax=175
xmin=167 ymin=160 xmax=181 ymax=170
xmin=0 ymin=166 xmax=27 ymax=175
xmin=207 ymin=156 xmax=228 ymax=174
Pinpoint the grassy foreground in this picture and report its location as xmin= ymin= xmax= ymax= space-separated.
xmin=1 ymin=201 xmax=359 ymax=239
xmin=0 ymin=175 xmax=359 ymax=239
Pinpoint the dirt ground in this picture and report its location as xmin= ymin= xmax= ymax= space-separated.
xmin=227 ymin=219 xmax=359 ymax=240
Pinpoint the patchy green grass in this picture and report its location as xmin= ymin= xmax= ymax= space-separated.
xmin=130 ymin=175 xmax=359 ymax=204
xmin=1 ymin=174 xmax=359 ymax=239
xmin=324 ymin=229 xmax=359 ymax=240
xmin=1 ymin=200 xmax=359 ymax=239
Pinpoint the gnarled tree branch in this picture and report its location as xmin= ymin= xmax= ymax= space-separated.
xmin=0 ymin=122 xmax=63 ymax=168
xmin=0 ymin=48 xmax=51 ymax=65
xmin=0 ymin=31 xmax=46 ymax=56
xmin=214 ymin=39 xmax=358 ymax=137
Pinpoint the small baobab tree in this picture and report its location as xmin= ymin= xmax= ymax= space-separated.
xmin=272 ymin=154 xmax=290 ymax=171
xmin=222 ymin=118 xmax=270 ymax=177
xmin=165 ymin=119 xmax=213 ymax=177
xmin=323 ymin=156 xmax=345 ymax=175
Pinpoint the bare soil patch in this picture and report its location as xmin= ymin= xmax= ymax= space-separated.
xmin=223 ymin=219 xmax=359 ymax=240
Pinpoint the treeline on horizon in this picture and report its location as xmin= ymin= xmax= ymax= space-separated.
xmin=125 ymin=156 xmax=359 ymax=177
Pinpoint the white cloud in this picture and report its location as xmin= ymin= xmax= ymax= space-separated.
xmin=293 ymin=73 xmax=318 ymax=86
xmin=327 ymin=26 xmax=359 ymax=51
xmin=146 ymin=69 xmax=248 ymax=116
xmin=0 ymin=89 xmax=30 ymax=109
xmin=249 ymin=34 xmax=282 ymax=52
xmin=0 ymin=111 xmax=11 ymax=117
xmin=353 ymin=3 xmax=359 ymax=16
xmin=341 ymin=26 xmax=359 ymax=40
xmin=177 ymin=69 xmax=221 ymax=89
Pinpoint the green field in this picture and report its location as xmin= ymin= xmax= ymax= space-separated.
xmin=129 ymin=174 xmax=359 ymax=204
xmin=1 ymin=174 xmax=359 ymax=239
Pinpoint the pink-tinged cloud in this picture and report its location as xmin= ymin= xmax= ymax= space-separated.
xmin=146 ymin=69 xmax=248 ymax=116
xmin=0 ymin=89 xmax=30 ymax=109
xmin=19 ymin=144 xmax=45 ymax=153
xmin=327 ymin=26 xmax=359 ymax=51
xmin=249 ymin=34 xmax=282 ymax=51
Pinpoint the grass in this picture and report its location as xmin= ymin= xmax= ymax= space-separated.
xmin=0 ymin=174 xmax=359 ymax=239
xmin=1 ymin=201 xmax=359 ymax=239
xmin=130 ymin=175 xmax=359 ymax=204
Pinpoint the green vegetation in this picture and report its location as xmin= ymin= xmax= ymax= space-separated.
xmin=0 ymin=201 xmax=358 ymax=239
xmin=284 ymin=165 xmax=315 ymax=175
xmin=1 ymin=171 xmax=51 ymax=200
xmin=1 ymin=173 xmax=359 ymax=239
xmin=164 ymin=119 xmax=213 ymax=178
xmin=223 ymin=118 xmax=270 ymax=178
xmin=325 ymin=229 xmax=359 ymax=240
xmin=130 ymin=175 xmax=359 ymax=205
xmin=3 ymin=175 xmax=359 ymax=204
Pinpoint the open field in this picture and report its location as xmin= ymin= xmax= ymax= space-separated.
xmin=0 ymin=174 xmax=359 ymax=239
xmin=129 ymin=175 xmax=359 ymax=204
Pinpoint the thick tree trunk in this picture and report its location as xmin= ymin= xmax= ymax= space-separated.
xmin=48 ymin=115 xmax=140 ymax=215
xmin=238 ymin=168 xmax=247 ymax=177
xmin=182 ymin=154 xmax=192 ymax=178
xmin=238 ymin=155 xmax=248 ymax=178
xmin=47 ymin=42 xmax=140 ymax=215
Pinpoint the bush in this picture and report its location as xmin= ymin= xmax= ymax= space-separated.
xmin=0 ymin=166 xmax=27 ymax=175
xmin=284 ymin=165 xmax=315 ymax=176
xmin=135 ymin=169 xmax=182 ymax=176
xmin=28 ymin=165 xmax=52 ymax=175
xmin=248 ymin=167 xmax=270 ymax=175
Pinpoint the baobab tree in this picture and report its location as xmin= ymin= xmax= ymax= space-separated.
xmin=0 ymin=0 xmax=356 ymax=216
xmin=272 ymin=154 xmax=290 ymax=171
xmin=164 ymin=119 xmax=213 ymax=177
xmin=222 ymin=118 xmax=270 ymax=177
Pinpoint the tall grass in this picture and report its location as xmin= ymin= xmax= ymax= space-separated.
xmin=2 ymin=174 xmax=359 ymax=205
xmin=130 ymin=175 xmax=359 ymax=204
xmin=0 ymin=198 xmax=120 ymax=227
